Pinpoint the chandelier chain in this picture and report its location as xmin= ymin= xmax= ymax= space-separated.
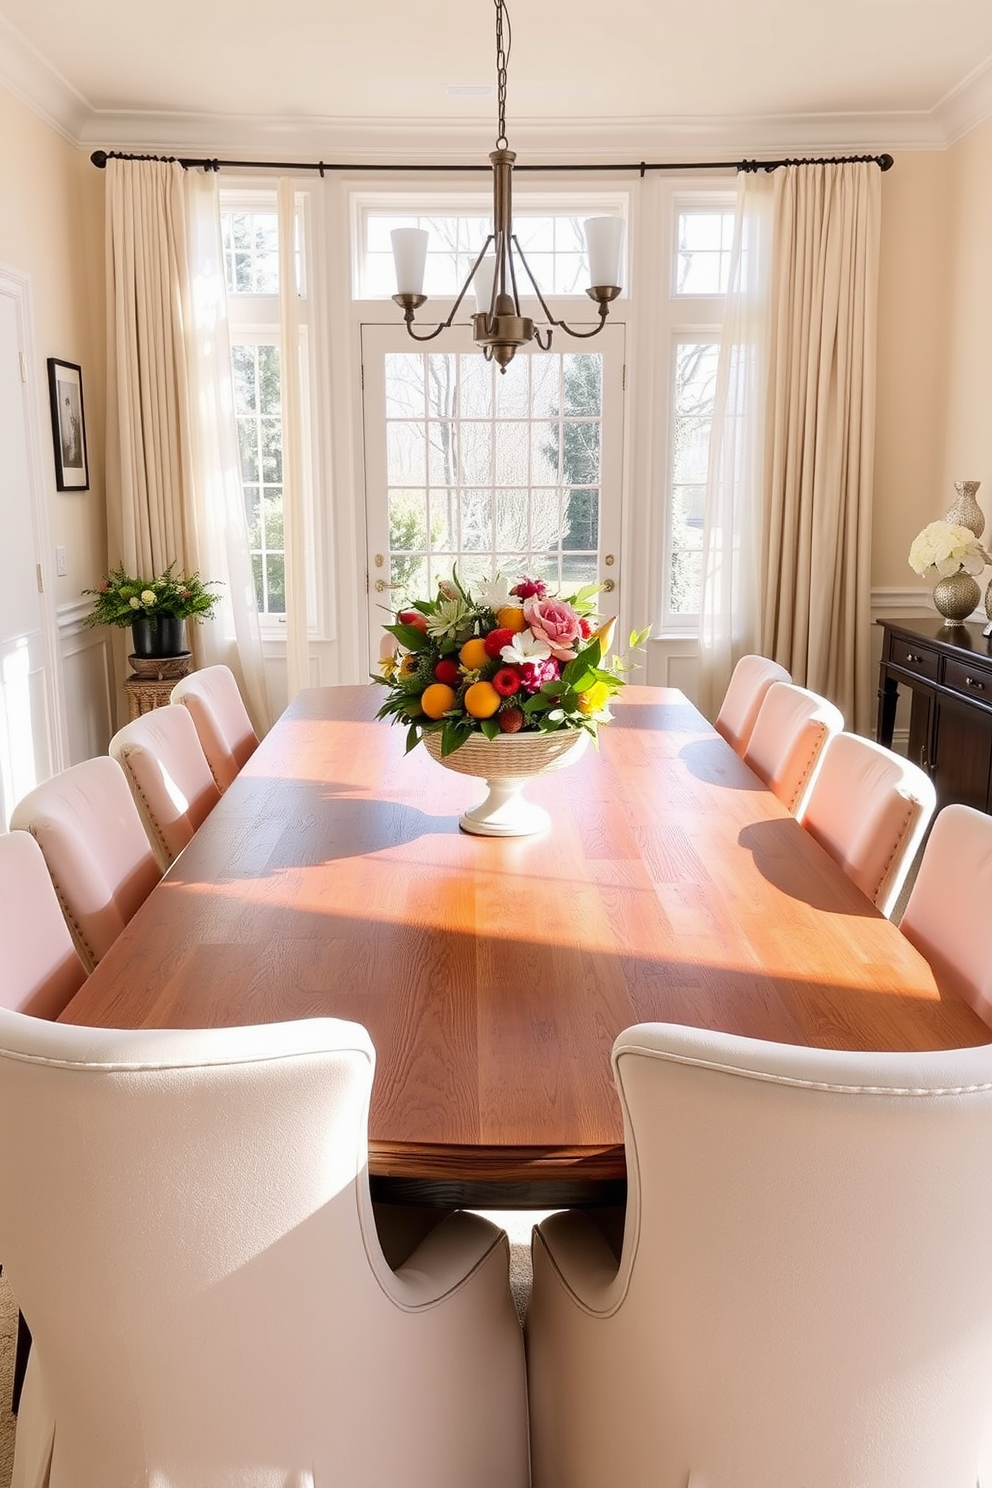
xmin=494 ymin=0 xmax=510 ymax=150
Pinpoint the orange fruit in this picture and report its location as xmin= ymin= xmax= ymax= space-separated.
xmin=496 ymin=605 xmax=527 ymax=633
xmin=421 ymin=682 xmax=457 ymax=719
xmin=459 ymin=637 xmax=489 ymax=671
xmin=464 ymin=681 xmax=501 ymax=719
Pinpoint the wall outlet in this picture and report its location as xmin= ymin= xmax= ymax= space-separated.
xmin=55 ymin=546 xmax=67 ymax=577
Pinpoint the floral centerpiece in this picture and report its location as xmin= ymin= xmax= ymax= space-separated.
xmin=82 ymin=561 xmax=222 ymax=627
xmin=908 ymin=520 xmax=989 ymax=625
xmin=373 ymin=569 xmax=647 ymax=758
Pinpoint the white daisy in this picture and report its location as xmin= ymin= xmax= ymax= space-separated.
xmin=426 ymin=596 xmax=471 ymax=639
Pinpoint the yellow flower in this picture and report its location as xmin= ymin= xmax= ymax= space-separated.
xmin=398 ymin=653 xmax=418 ymax=679
xmin=379 ymin=654 xmax=398 ymax=679
xmin=577 ymin=680 xmax=611 ymax=716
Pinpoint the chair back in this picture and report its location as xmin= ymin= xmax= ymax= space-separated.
xmin=0 ymin=831 xmax=85 ymax=1016
xmin=527 ymin=1021 xmax=992 ymax=1488
xmin=714 ymin=654 xmax=791 ymax=756
xmin=171 ymin=665 xmax=258 ymax=792
xmin=799 ymin=731 xmax=936 ymax=916
xmin=901 ymin=802 xmax=992 ymax=1025
xmin=0 ymin=1011 xmax=528 ymax=1488
xmin=743 ymin=680 xmax=843 ymax=814
xmin=9 ymin=757 xmax=162 ymax=971
xmin=109 ymin=705 xmax=221 ymax=869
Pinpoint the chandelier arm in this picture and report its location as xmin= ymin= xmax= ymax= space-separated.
xmin=402 ymin=319 xmax=453 ymax=343
xmin=509 ymin=234 xmax=560 ymax=328
xmin=398 ymin=232 xmax=498 ymax=341
xmin=550 ymin=308 xmax=612 ymax=339
xmin=532 ymin=327 xmax=554 ymax=351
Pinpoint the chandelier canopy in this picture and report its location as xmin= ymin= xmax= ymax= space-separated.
xmin=390 ymin=0 xmax=624 ymax=372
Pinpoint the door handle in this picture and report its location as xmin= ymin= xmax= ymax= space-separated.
xmin=374 ymin=579 xmax=402 ymax=593
xmin=600 ymin=577 xmax=615 ymax=593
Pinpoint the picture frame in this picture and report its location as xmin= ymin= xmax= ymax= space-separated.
xmin=46 ymin=357 xmax=89 ymax=491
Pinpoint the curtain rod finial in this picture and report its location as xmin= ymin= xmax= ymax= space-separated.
xmin=879 ymin=153 xmax=894 ymax=171
xmin=90 ymin=150 xmax=108 ymax=169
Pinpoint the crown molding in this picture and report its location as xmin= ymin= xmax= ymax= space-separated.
xmin=0 ymin=15 xmax=90 ymax=145
xmin=5 ymin=26 xmax=992 ymax=162
xmin=933 ymin=54 xmax=992 ymax=144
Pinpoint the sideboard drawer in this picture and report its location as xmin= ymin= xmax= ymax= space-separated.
xmin=888 ymin=641 xmax=940 ymax=682
xmin=944 ymin=657 xmax=992 ymax=702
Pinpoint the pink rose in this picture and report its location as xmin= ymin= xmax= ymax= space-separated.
xmin=523 ymin=596 xmax=582 ymax=661
xmin=519 ymin=656 xmax=560 ymax=693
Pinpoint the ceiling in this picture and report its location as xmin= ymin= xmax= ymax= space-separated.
xmin=1 ymin=0 xmax=991 ymax=161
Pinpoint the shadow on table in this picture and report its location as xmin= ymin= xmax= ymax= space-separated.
xmin=737 ymin=818 xmax=876 ymax=917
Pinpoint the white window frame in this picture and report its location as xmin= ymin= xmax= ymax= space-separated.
xmin=221 ymin=185 xmax=321 ymax=640
xmin=655 ymin=188 xmax=735 ymax=636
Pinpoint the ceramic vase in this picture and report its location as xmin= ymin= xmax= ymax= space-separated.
xmin=944 ymin=480 xmax=985 ymax=539
xmin=932 ymin=570 xmax=981 ymax=626
xmin=130 ymin=615 xmax=185 ymax=658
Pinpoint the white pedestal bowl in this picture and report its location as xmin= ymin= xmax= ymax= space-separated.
xmin=422 ymin=728 xmax=590 ymax=836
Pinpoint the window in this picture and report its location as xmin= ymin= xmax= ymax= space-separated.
xmin=355 ymin=196 xmax=628 ymax=301
xmin=658 ymin=199 xmax=735 ymax=631
xmin=220 ymin=195 xmax=309 ymax=625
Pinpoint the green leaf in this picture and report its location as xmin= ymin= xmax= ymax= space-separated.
xmin=386 ymin=622 xmax=431 ymax=651
xmin=480 ymin=717 xmax=500 ymax=740
xmin=404 ymin=722 xmax=422 ymax=753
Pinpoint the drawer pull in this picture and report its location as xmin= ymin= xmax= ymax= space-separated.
xmin=905 ymin=652 xmax=922 ymax=663
xmin=964 ymin=675 xmax=986 ymax=691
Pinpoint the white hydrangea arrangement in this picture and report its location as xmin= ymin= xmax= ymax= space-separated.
xmin=908 ymin=520 xmax=988 ymax=580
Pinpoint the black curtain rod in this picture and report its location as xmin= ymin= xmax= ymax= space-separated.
xmin=90 ymin=148 xmax=894 ymax=177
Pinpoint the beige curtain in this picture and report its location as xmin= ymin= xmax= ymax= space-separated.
xmin=105 ymin=159 xmax=271 ymax=733
xmin=762 ymin=162 xmax=880 ymax=734
xmin=699 ymin=160 xmax=881 ymax=735
xmin=277 ymin=180 xmax=310 ymax=701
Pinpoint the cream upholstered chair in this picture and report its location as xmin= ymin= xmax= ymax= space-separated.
xmin=0 ymin=830 xmax=88 ymax=1416
xmin=742 ymin=680 xmax=843 ymax=815
xmin=109 ymin=704 xmax=221 ymax=870
xmin=901 ymin=802 xmax=992 ymax=1026
xmin=0 ymin=830 xmax=86 ymax=1018
xmin=171 ymin=664 xmax=259 ymax=792
xmin=0 ymin=1012 xmax=529 ymax=1488
xmin=797 ymin=731 xmax=936 ymax=917
xmin=9 ymin=757 xmax=162 ymax=972
xmin=713 ymin=654 xmax=791 ymax=756
xmin=526 ymin=1021 xmax=992 ymax=1488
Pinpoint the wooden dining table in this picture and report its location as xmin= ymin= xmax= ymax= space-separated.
xmin=61 ymin=683 xmax=990 ymax=1206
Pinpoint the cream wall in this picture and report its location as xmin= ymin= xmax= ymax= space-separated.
xmin=0 ymin=87 xmax=106 ymax=609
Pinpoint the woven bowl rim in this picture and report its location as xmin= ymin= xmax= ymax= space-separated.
xmin=421 ymin=727 xmax=589 ymax=778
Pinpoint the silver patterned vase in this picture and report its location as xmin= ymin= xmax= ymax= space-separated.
xmin=944 ymin=480 xmax=985 ymax=539
xmin=932 ymin=569 xmax=981 ymax=625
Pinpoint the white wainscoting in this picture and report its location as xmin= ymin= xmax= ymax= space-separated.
xmin=58 ymin=601 xmax=115 ymax=765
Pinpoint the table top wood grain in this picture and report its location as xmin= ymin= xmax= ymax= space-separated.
xmin=61 ymin=684 xmax=990 ymax=1203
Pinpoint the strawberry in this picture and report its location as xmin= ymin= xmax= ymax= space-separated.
xmin=498 ymin=706 xmax=525 ymax=733
xmin=483 ymin=626 xmax=515 ymax=659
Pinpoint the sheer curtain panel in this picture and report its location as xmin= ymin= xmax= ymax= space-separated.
xmin=104 ymin=159 xmax=270 ymax=734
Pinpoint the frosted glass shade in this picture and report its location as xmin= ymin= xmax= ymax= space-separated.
xmin=584 ymin=216 xmax=624 ymax=289
xmin=473 ymin=255 xmax=497 ymax=314
xmin=391 ymin=228 xmax=429 ymax=296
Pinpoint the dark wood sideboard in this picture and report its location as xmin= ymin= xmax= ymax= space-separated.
xmin=877 ymin=616 xmax=992 ymax=813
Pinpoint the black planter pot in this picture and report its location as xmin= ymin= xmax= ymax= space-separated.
xmin=130 ymin=614 xmax=185 ymax=658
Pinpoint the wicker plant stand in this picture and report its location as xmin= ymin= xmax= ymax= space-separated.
xmin=123 ymin=652 xmax=192 ymax=720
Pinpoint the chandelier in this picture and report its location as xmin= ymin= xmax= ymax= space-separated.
xmin=390 ymin=0 xmax=624 ymax=372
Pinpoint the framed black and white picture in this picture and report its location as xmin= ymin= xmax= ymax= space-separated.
xmin=46 ymin=357 xmax=89 ymax=491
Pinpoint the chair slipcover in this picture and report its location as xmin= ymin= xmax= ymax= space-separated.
xmin=171 ymin=664 xmax=259 ymax=792
xmin=0 ymin=831 xmax=85 ymax=1017
xmin=0 ymin=1011 xmax=529 ymax=1488
xmin=713 ymin=654 xmax=791 ymax=756
xmin=9 ymin=757 xmax=161 ymax=972
xmin=109 ymin=704 xmax=221 ymax=869
xmin=798 ymin=730 xmax=936 ymax=916
xmin=526 ymin=1021 xmax=992 ymax=1488
xmin=901 ymin=801 xmax=992 ymax=1026
xmin=742 ymin=680 xmax=843 ymax=815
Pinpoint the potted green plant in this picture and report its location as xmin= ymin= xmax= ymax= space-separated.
xmin=83 ymin=562 xmax=222 ymax=658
